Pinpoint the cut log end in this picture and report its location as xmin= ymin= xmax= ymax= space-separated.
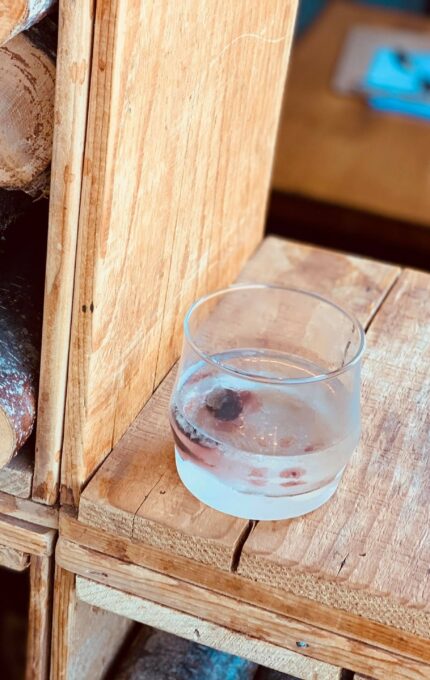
xmin=0 ymin=0 xmax=56 ymax=46
xmin=0 ymin=410 xmax=16 ymax=467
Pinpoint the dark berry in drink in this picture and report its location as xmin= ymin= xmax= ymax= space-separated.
xmin=205 ymin=387 xmax=243 ymax=421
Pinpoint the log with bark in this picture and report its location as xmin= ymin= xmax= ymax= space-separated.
xmin=0 ymin=17 xmax=56 ymax=197
xmin=0 ymin=0 xmax=56 ymax=46
xmin=0 ymin=204 xmax=46 ymax=469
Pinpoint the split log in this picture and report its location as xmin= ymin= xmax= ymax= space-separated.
xmin=112 ymin=628 xmax=258 ymax=680
xmin=0 ymin=0 xmax=56 ymax=46
xmin=0 ymin=18 xmax=55 ymax=196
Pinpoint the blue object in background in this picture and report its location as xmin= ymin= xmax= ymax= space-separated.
xmin=296 ymin=0 xmax=428 ymax=36
xmin=363 ymin=47 xmax=430 ymax=120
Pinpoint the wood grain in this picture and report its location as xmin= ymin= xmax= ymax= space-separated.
xmin=50 ymin=565 xmax=133 ymax=680
xmin=0 ymin=446 xmax=33 ymax=498
xmin=272 ymin=1 xmax=430 ymax=226
xmin=34 ymin=0 xmax=95 ymax=506
xmin=61 ymin=0 xmax=298 ymax=504
xmin=0 ymin=512 xmax=56 ymax=555
xmin=56 ymin=538 xmax=430 ymax=680
xmin=239 ymin=270 xmax=430 ymax=638
xmin=0 ymin=542 xmax=29 ymax=570
xmin=59 ymin=510 xmax=430 ymax=668
xmin=77 ymin=576 xmax=342 ymax=680
xmin=0 ymin=490 xmax=58 ymax=528
xmin=26 ymin=554 xmax=53 ymax=680
xmin=79 ymin=237 xmax=399 ymax=569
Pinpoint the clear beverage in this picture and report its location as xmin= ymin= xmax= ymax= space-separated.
xmin=170 ymin=286 xmax=364 ymax=520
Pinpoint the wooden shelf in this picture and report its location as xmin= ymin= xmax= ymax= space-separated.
xmin=272 ymin=0 xmax=430 ymax=227
xmin=56 ymin=236 xmax=430 ymax=679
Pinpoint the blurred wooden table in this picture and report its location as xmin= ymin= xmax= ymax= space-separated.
xmin=55 ymin=237 xmax=430 ymax=680
xmin=273 ymin=1 xmax=430 ymax=227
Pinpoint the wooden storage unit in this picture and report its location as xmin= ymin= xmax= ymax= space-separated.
xmin=53 ymin=236 xmax=430 ymax=679
xmin=0 ymin=512 xmax=57 ymax=680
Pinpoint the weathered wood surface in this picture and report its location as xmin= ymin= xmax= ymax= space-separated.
xmin=0 ymin=446 xmax=33 ymax=498
xmin=60 ymin=511 xmax=430 ymax=669
xmin=34 ymin=0 xmax=94 ymax=506
xmin=61 ymin=0 xmax=299 ymax=504
xmin=105 ymin=624 xmax=258 ymax=680
xmin=0 ymin=490 xmax=58 ymax=528
xmin=50 ymin=565 xmax=133 ymax=680
xmin=0 ymin=512 xmax=55 ymax=555
xmin=26 ymin=554 xmax=52 ymax=680
xmin=0 ymin=22 xmax=55 ymax=194
xmin=77 ymin=577 xmax=342 ymax=680
xmin=78 ymin=238 xmax=399 ymax=570
xmin=56 ymin=538 xmax=430 ymax=680
xmin=0 ymin=542 xmax=29 ymax=570
xmin=0 ymin=0 xmax=56 ymax=45
xmin=238 ymin=269 xmax=430 ymax=639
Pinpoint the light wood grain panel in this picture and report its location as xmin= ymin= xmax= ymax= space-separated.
xmin=0 ymin=447 xmax=33 ymax=498
xmin=26 ymin=554 xmax=53 ymax=680
xmin=34 ymin=0 xmax=95 ymax=506
xmin=0 ymin=542 xmax=29 ymax=570
xmin=239 ymin=270 xmax=430 ymax=638
xmin=0 ymin=490 xmax=58 ymax=528
xmin=77 ymin=576 xmax=342 ymax=680
xmin=56 ymin=538 xmax=430 ymax=680
xmin=50 ymin=564 xmax=133 ymax=680
xmin=59 ymin=510 xmax=430 ymax=667
xmin=273 ymin=1 xmax=430 ymax=226
xmin=62 ymin=0 xmax=298 ymax=504
xmin=79 ymin=237 xmax=399 ymax=569
xmin=0 ymin=513 xmax=56 ymax=556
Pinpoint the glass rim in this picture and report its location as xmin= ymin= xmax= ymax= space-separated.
xmin=183 ymin=284 xmax=366 ymax=385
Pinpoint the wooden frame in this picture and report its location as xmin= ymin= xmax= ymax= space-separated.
xmin=0 ymin=512 xmax=56 ymax=680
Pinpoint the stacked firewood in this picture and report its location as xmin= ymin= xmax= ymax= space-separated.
xmin=0 ymin=2 xmax=56 ymax=469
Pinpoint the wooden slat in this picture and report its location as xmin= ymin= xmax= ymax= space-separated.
xmin=34 ymin=0 xmax=95 ymax=505
xmin=56 ymin=538 xmax=430 ymax=680
xmin=0 ymin=447 xmax=33 ymax=498
xmin=238 ymin=270 xmax=430 ymax=639
xmin=0 ymin=490 xmax=58 ymax=528
xmin=0 ymin=542 xmax=29 ymax=571
xmin=79 ymin=237 xmax=400 ymax=569
xmin=26 ymin=554 xmax=53 ymax=680
xmin=272 ymin=0 xmax=430 ymax=226
xmin=0 ymin=513 xmax=56 ymax=556
xmin=62 ymin=0 xmax=299 ymax=504
xmin=50 ymin=565 xmax=133 ymax=680
xmin=76 ymin=576 xmax=342 ymax=680
xmin=59 ymin=510 xmax=430 ymax=667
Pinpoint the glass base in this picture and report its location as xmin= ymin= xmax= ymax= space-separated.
xmin=175 ymin=449 xmax=342 ymax=520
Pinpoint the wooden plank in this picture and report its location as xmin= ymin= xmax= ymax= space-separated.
xmin=77 ymin=576 xmax=342 ymax=680
xmin=78 ymin=237 xmax=400 ymax=569
xmin=26 ymin=554 xmax=53 ymax=680
xmin=59 ymin=510 xmax=430 ymax=667
xmin=56 ymin=538 xmax=430 ymax=680
xmin=272 ymin=0 xmax=430 ymax=226
xmin=33 ymin=0 xmax=95 ymax=505
xmin=62 ymin=0 xmax=299 ymax=504
xmin=0 ymin=491 xmax=58 ymax=528
xmin=50 ymin=565 xmax=133 ymax=680
xmin=0 ymin=446 xmax=33 ymax=498
xmin=238 ymin=270 xmax=430 ymax=639
xmin=0 ymin=513 xmax=56 ymax=556
xmin=0 ymin=542 xmax=29 ymax=571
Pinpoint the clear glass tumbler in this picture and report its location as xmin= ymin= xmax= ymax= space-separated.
xmin=169 ymin=285 xmax=365 ymax=520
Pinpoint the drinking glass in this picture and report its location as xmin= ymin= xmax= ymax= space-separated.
xmin=169 ymin=285 xmax=365 ymax=520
